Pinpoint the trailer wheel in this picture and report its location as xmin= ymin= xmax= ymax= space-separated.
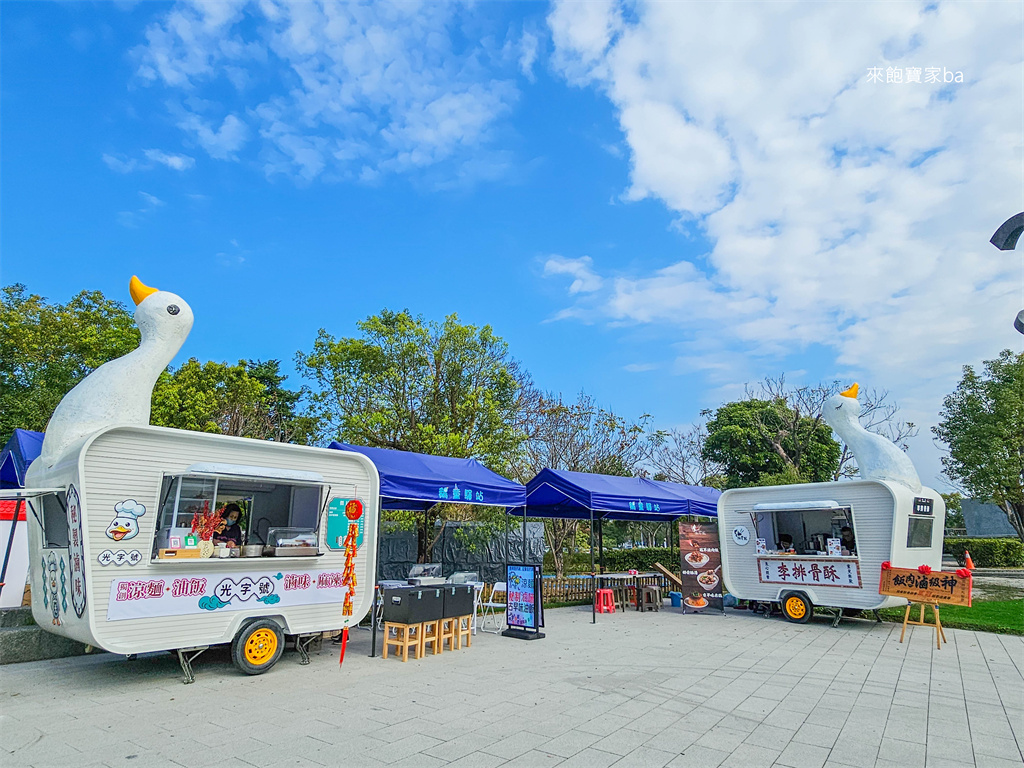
xmin=231 ymin=619 xmax=284 ymax=675
xmin=781 ymin=592 xmax=812 ymax=624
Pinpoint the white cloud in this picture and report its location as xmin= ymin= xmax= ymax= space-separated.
xmin=103 ymin=153 xmax=139 ymax=173
xmin=519 ymin=30 xmax=539 ymax=81
xmin=104 ymin=149 xmax=195 ymax=173
xmin=117 ymin=190 xmax=166 ymax=228
xmin=624 ymin=362 xmax=658 ymax=372
xmin=143 ymin=148 xmax=196 ymax=170
xmin=177 ymin=112 xmax=249 ymax=160
xmin=543 ymin=255 xmax=604 ymax=294
xmin=545 ymin=0 xmax=1023 ymax=433
xmin=134 ymin=1 xmax=521 ymax=183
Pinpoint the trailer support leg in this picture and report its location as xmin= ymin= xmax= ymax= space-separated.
xmin=176 ymin=646 xmax=208 ymax=684
xmin=872 ymin=609 xmax=882 ymax=623
xmin=831 ymin=609 xmax=843 ymax=628
xmin=296 ymin=633 xmax=320 ymax=665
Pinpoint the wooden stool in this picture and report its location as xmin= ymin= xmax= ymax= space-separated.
xmin=383 ymin=622 xmax=421 ymax=662
xmin=454 ymin=615 xmax=472 ymax=649
xmin=439 ymin=617 xmax=457 ymax=651
xmin=642 ymin=586 xmax=661 ymax=612
xmin=420 ymin=619 xmax=442 ymax=656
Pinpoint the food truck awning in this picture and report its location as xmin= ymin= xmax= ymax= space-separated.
xmin=328 ymin=442 xmax=527 ymax=511
xmin=519 ymin=468 xmax=720 ymax=521
xmin=0 ymin=429 xmax=44 ymax=489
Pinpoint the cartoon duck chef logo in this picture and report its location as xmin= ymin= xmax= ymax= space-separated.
xmin=105 ymin=500 xmax=146 ymax=541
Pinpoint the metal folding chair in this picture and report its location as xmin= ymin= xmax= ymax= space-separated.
xmin=480 ymin=582 xmax=507 ymax=634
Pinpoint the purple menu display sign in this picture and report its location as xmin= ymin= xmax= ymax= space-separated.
xmin=678 ymin=521 xmax=724 ymax=613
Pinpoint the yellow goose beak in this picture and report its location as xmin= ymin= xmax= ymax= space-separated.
xmin=840 ymin=383 xmax=859 ymax=399
xmin=130 ymin=276 xmax=158 ymax=305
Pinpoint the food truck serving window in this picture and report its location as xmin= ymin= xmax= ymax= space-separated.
xmin=153 ymin=473 xmax=325 ymax=558
xmin=30 ymin=492 xmax=69 ymax=549
xmin=753 ymin=505 xmax=858 ymax=556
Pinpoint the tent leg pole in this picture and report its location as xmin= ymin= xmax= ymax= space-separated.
xmin=370 ymin=510 xmax=384 ymax=658
xmin=522 ymin=507 xmax=527 ymax=566
xmin=0 ymin=498 xmax=23 ymax=603
xmin=597 ymin=519 xmax=605 ymax=575
xmin=590 ymin=509 xmax=596 ymax=625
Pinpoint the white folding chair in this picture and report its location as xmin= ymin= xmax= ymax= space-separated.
xmin=471 ymin=582 xmax=485 ymax=635
xmin=480 ymin=582 xmax=507 ymax=634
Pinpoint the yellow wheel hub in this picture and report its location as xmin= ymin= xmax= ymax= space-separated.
xmin=244 ymin=628 xmax=278 ymax=665
xmin=786 ymin=597 xmax=806 ymax=619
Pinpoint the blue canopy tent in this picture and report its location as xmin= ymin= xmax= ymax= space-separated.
xmin=521 ymin=468 xmax=720 ymax=521
xmin=328 ymin=442 xmax=527 ymax=512
xmin=517 ymin=468 xmax=722 ymax=623
xmin=1 ymin=430 xmax=44 ymax=489
xmin=328 ymin=442 xmax=528 ymax=653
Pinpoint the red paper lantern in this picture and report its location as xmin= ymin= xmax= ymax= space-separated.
xmin=917 ymin=564 xmax=932 ymax=575
xmin=345 ymin=499 xmax=364 ymax=521
xmin=880 ymin=561 xmax=891 ymax=571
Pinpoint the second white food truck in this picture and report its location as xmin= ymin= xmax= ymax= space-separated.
xmin=718 ymin=479 xmax=944 ymax=623
xmin=718 ymin=382 xmax=946 ymax=624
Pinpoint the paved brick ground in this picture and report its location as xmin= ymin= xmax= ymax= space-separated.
xmin=1 ymin=605 xmax=1021 ymax=768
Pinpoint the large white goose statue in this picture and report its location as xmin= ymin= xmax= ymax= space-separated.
xmin=822 ymin=383 xmax=922 ymax=493
xmin=38 ymin=276 xmax=193 ymax=468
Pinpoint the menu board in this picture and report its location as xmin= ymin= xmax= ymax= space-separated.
xmin=506 ymin=563 xmax=544 ymax=630
xmin=678 ymin=521 xmax=723 ymax=613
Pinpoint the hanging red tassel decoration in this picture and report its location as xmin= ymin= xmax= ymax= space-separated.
xmin=338 ymin=626 xmax=349 ymax=666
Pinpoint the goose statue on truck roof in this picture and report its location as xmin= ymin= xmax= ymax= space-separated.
xmin=822 ymin=383 xmax=922 ymax=493
xmin=16 ymin=275 xmax=380 ymax=682
xmin=38 ymin=276 xmax=193 ymax=468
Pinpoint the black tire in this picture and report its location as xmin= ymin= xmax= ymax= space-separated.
xmin=231 ymin=619 xmax=284 ymax=675
xmin=780 ymin=592 xmax=812 ymax=624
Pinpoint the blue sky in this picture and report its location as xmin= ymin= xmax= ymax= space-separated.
xmin=3 ymin=1 xmax=1022 ymax=488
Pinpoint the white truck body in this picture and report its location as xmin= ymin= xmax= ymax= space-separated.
xmin=22 ymin=425 xmax=379 ymax=655
xmin=718 ymin=480 xmax=944 ymax=610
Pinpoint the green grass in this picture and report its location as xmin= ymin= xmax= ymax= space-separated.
xmin=877 ymin=599 xmax=1024 ymax=636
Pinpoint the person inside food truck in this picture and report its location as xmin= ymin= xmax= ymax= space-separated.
xmin=213 ymin=503 xmax=245 ymax=547
xmin=839 ymin=526 xmax=857 ymax=556
xmin=776 ymin=534 xmax=794 ymax=553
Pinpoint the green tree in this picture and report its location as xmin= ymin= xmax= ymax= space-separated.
xmin=0 ymin=284 xmax=140 ymax=439
xmin=702 ymin=398 xmax=841 ymax=488
xmin=151 ymin=358 xmax=317 ymax=443
xmin=933 ymin=350 xmax=1024 ymax=540
xmin=296 ymin=309 xmax=524 ymax=560
xmin=510 ymin=389 xmax=652 ymax=577
xmin=941 ymin=492 xmax=965 ymax=532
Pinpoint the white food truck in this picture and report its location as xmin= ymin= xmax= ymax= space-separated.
xmin=17 ymin=424 xmax=379 ymax=681
xmin=718 ymin=479 xmax=944 ymax=624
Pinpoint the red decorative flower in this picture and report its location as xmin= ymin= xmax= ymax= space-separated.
xmin=917 ymin=564 xmax=932 ymax=575
xmin=880 ymin=561 xmax=891 ymax=571
xmin=955 ymin=568 xmax=970 ymax=579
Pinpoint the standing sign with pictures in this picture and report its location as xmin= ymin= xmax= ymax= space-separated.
xmin=679 ymin=521 xmax=725 ymax=614
xmin=503 ymin=563 xmax=544 ymax=640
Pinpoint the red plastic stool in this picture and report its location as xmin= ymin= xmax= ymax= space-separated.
xmin=595 ymin=588 xmax=616 ymax=613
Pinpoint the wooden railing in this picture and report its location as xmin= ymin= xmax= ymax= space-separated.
xmin=540 ymin=574 xmax=672 ymax=603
